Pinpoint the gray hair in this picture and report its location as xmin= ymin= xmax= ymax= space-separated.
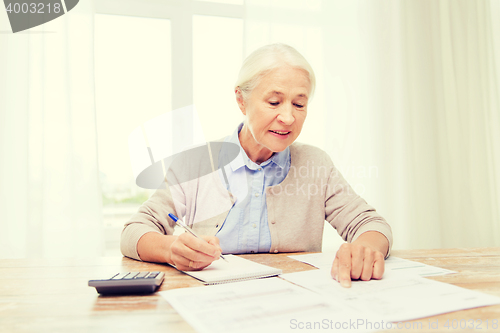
xmin=235 ymin=43 xmax=316 ymax=100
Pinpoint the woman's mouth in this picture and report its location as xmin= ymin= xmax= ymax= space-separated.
xmin=270 ymin=130 xmax=291 ymax=135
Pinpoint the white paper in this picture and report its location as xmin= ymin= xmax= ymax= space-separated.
xmin=288 ymin=253 xmax=456 ymax=276
xmin=384 ymin=256 xmax=456 ymax=276
xmin=181 ymin=254 xmax=282 ymax=284
xmin=281 ymin=269 xmax=500 ymax=322
xmin=161 ymin=277 xmax=380 ymax=333
xmin=288 ymin=252 xmax=336 ymax=270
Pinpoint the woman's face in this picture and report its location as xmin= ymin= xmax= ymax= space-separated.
xmin=236 ymin=66 xmax=311 ymax=163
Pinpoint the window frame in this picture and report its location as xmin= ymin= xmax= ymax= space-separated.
xmin=94 ymin=0 xmax=245 ymax=255
xmin=95 ymin=0 xmax=244 ymax=110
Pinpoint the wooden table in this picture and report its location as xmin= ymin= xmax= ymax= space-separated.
xmin=0 ymin=248 xmax=499 ymax=333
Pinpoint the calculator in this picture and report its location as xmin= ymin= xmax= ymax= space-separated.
xmin=88 ymin=271 xmax=165 ymax=295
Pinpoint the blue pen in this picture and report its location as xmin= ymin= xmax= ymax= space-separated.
xmin=168 ymin=213 xmax=228 ymax=262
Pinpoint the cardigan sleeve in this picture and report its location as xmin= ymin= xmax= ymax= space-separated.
xmin=120 ymin=183 xmax=185 ymax=261
xmin=324 ymin=165 xmax=393 ymax=258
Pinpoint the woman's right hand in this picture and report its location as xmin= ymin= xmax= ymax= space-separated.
xmin=169 ymin=233 xmax=222 ymax=271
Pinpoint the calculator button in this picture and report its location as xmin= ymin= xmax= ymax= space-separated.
xmin=135 ymin=272 xmax=149 ymax=279
xmin=147 ymin=272 xmax=160 ymax=278
xmin=123 ymin=272 xmax=140 ymax=279
xmin=112 ymin=272 xmax=130 ymax=280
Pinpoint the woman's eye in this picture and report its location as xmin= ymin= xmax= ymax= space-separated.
xmin=269 ymin=101 xmax=280 ymax=106
xmin=294 ymin=103 xmax=304 ymax=108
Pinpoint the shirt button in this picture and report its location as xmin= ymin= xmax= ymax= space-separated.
xmin=271 ymin=220 xmax=276 ymax=224
xmin=258 ymin=168 xmax=262 ymax=171
xmin=274 ymin=249 xmax=279 ymax=253
xmin=252 ymin=223 xmax=256 ymax=228
xmin=255 ymin=193 xmax=260 ymax=197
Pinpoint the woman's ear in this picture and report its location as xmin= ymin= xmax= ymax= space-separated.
xmin=235 ymin=87 xmax=246 ymax=115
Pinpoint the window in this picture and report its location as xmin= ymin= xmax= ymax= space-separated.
xmin=95 ymin=14 xmax=172 ymax=255
xmin=193 ymin=15 xmax=243 ymax=141
xmin=95 ymin=0 xmax=244 ymax=256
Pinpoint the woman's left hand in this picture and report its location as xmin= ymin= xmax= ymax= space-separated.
xmin=330 ymin=231 xmax=389 ymax=288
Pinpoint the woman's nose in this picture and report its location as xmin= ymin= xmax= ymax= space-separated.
xmin=277 ymin=104 xmax=294 ymax=125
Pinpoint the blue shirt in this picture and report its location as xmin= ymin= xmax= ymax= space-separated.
xmin=216 ymin=123 xmax=291 ymax=254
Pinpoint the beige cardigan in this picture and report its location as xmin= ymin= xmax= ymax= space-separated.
xmin=121 ymin=142 xmax=393 ymax=261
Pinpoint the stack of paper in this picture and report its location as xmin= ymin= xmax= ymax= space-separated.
xmin=162 ymin=277 xmax=381 ymax=333
xmin=288 ymin=252 xmax=456 ymax=276
xmin=280 ymin=269 xmax=500 ymax=322
xmin=161 ymin=253 xmax=500 ymax=333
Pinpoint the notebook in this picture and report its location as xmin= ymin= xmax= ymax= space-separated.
xmin=182 ymin=255 xmax=282 ymax=285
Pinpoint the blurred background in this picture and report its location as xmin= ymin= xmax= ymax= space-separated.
xmin=0 ymin=0 xmax=499 ymax=258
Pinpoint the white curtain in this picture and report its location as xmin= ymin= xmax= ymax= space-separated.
xmin=0 ymin=1 xmax=103 ymax=258
xmin=244 ymin=0 xmax=500 ymax=249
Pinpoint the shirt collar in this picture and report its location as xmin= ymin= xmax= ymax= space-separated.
xmin=227 ymin=123 xmax=290 ymax=171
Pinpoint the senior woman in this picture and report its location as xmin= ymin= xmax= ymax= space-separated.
xmin=121 ymin=43 xmax=393 ymax=288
